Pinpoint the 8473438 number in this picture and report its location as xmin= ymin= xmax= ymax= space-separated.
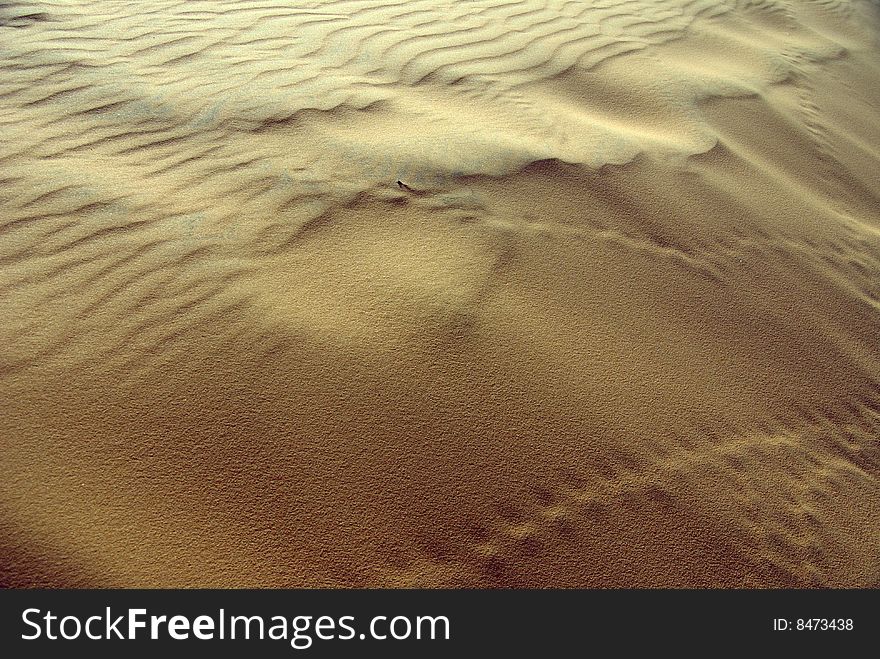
xmin=796 ymin=619 xmax=853 ymax=631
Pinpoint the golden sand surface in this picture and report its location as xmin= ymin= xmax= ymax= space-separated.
xmin=1 ymin=0 xmax=879 ymax=587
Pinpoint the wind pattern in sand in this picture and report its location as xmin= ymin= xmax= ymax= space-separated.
xmin=1 ymin=0 xmax=879 ymax=587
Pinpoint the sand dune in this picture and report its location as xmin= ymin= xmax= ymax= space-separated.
xmin=1 ymin=0 xmax=879 ymax=587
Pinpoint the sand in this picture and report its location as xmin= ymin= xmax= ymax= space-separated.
xmin=1 ymin=0 xmax=879 ymax=588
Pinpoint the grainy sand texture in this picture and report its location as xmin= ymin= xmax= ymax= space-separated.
xmin=2 ymin=0 xmax=879 ymax=588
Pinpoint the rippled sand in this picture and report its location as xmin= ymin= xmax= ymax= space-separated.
xmin=1 ymin=0 xmax=879 ymax=587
